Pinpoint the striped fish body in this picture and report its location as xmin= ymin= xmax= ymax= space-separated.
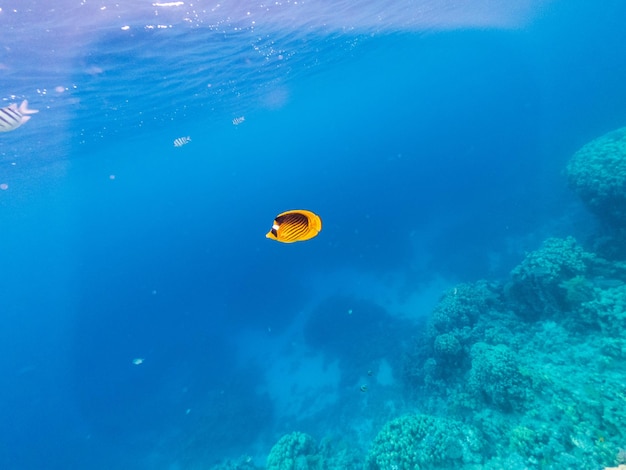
xmin=266 ymin=209 xmax=322 ymax=243
xmin=0 ymin=100 xmax=38 ymax=132
xmin=0 ymin=104 xmax=22 ymax=132
xmin=173 ymin=136 xmax=191 ymax=147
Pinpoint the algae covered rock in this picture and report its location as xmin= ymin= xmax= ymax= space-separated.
xmin=566 ymin=126 xmax=626 ymax=226
xmin=367 ymin=414 xmax=484 ymax=469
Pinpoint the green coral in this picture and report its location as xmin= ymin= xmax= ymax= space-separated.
xmin=566 ymin=126 xmax=626 ymax=226
xmin=366 ymin=414 xmax=484 ymax=469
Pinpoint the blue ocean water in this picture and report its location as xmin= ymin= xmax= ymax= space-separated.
xmin=2 ymin=1 xmax=626 ymax=469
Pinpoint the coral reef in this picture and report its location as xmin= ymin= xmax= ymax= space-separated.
xmin=267 ymin=432 xmax=318 ymax=470
xmin=429 ymin=281 xmax=501 ymax=337
xmin=366 ymin=414 xmax=484 ymax=469
xmin=566 ymin=126 xmax=626 ymax=227
xmin=505 ymin=236 xmax=594 ymax=319
xmin=258 ymin=233 xmax=626 ymax=469
xmin=578 ymin=284 xmax=626 ymax=336
xmin=265 ymin=432 xmax=361 ymax=470
xmin=468 ymin=342 xmax=530 ymax=412
xmin=399 ymin=235 xmax=626 ymax=469
xmin=253 ymin=145 xmax=626 ymax=470
xmin=266 ymin=432 xmax=317 ymax=470
xmin=404 ymin=280 xmax=508 ymax=395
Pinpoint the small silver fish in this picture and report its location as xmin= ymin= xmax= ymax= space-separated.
xmin=173 ymin=136 xmax=191 ymax=147
xmin=232 ymin=116 xmax=245 ymax=126
xmin=0 ymin=100 xmax=38 ymax=132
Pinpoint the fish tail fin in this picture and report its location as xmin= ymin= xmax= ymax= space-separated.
xmin=19 ymin=100 xmax=39 ymax=115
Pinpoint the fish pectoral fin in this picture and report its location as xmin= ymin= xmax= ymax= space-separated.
xmin=19 ymin=100 xmax=39 ymax=115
